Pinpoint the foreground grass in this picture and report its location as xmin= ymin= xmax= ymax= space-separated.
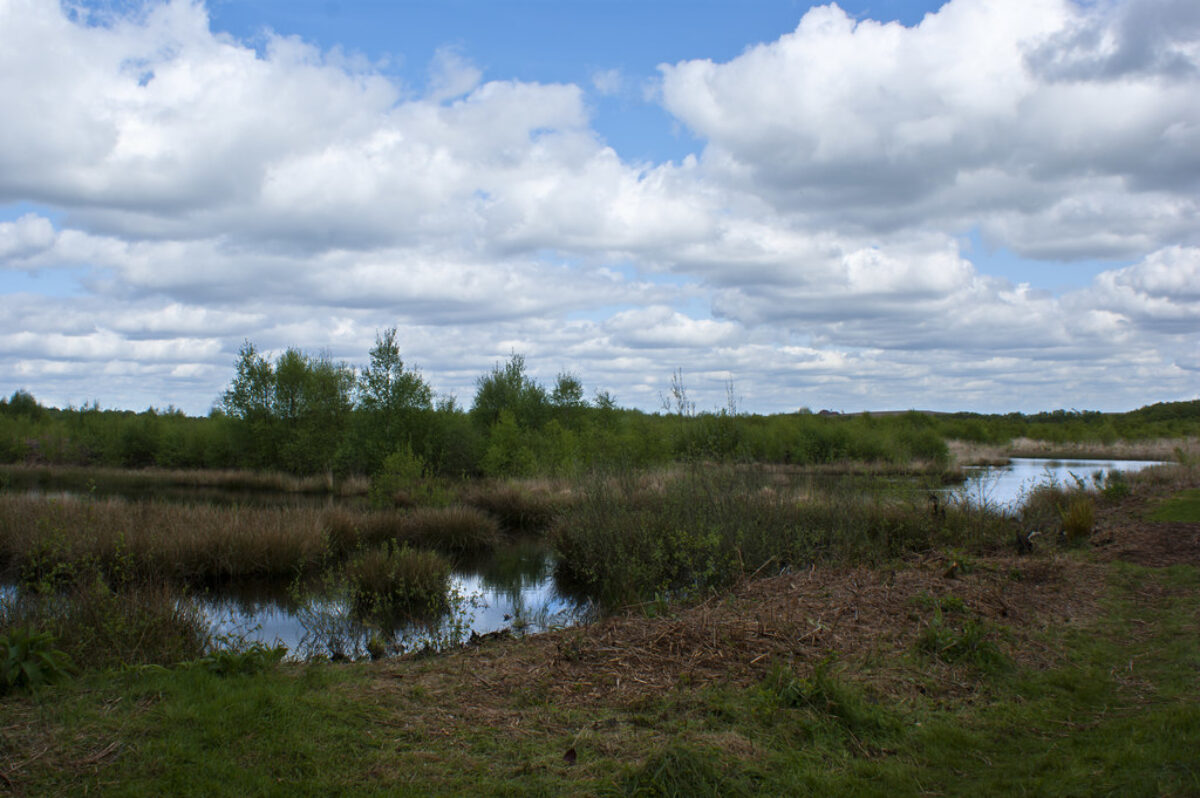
xmin=3 ymin=555 xmax=1197 ymax=795
xmin=3 ymin=465 xmax=1197 ymax=795
xmin=1151 ymin=488 xmax=1200 ymax=522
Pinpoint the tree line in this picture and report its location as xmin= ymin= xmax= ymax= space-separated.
xmin=1 ymin=332 xmax=1197 ymax=478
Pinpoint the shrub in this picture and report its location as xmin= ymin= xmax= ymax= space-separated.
xmin=345 ymin=543 xmax=451 ymax=619
xmin=1 ymin=627 xmax=74 ymax=694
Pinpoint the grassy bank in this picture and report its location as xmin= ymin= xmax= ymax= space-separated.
xmin=0 ymin=462 xmax=370 ymax=497
xmin=0 ymin=464 xmax=1196 ymax=794
xmin=949 ymin=435 xmax=1200 ymax=465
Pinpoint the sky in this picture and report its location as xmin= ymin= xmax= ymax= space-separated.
xmin=1 ymin=0 xmax=1198 ymax=416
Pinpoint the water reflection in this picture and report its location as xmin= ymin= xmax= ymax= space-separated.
xmin=957 ymin=457 xmax=1163 ymax=511
xmin=197 ymin=543 xmax=593 ymax=660
xmin=5 ymin=457 xmax=1165 ymax=660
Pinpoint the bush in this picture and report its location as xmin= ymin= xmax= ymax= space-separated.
xmin=1 ymin=577 xmax=210 ymax=671
xmin=1 ymin=627 xmax=74 ymax=694
xmin=345 ymin=543 xmax=451 ymax=619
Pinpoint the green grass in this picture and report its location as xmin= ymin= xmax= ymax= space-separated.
xmin=4 ymin=558 xmax=1196 ymax=796
xmin=1150 ymin=489 xmax=1200 ymax=522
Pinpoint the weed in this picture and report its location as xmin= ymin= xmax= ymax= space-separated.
xmin=189 ymin=642 xmax=287 ymax=677
xmin=1098 ymin=469 xmax=1131 ymax=501
xmin=1059 ymin=496 xmax=1095 ymax=544
xmin=912 ymin=592 xmax=967 ymax=614
xmin=762 ymin=659 xmax=897 ymax=739
xmin=917 ymin=610 xmax=1009 ymax=671
xmin=617 ymin=743 xmax=754 ymax=798
xmin=0 ymin=626 xmax=74 ymax=694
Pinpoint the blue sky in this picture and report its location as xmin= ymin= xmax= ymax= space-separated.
xmin=0 ymin=0 xmax=1197 ymax=414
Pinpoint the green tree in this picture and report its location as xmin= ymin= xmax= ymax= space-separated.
xmin=286 ymin=353 xmax=355 ymax=476
xmin=354 ymin=328 xmax=434 ymax=473
xmin=471 ymin=353 xmax=548 ymax=430
xmin=221 ymin=341 xmax=278 ymax=468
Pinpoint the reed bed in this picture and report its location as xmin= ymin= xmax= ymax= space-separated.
xmin=949 ymin=436 xmax=1198 ymax=466
xmin=0 ymin=463 xmax=369 ymax=496
xmin=0 ymin=492 xmax=520 ymax=587
xmin=0 ymin=494 xmax=332 ymax=583
xmin=460 ymin=481 xmax=565 ymax=534
xmin=551 ymin=465 xmax=1017 ymax=608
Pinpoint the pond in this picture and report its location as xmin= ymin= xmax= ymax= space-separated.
xmin=198 ymin=540 xmax=593 ymax=660
xmin=1 ymin=456 xmax=1167 ymax=659
xmin=956 ymin=457 xmax=1165 ymax=511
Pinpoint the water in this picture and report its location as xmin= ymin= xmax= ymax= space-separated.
xmin=199 ymin=542 xmax=592 ymax=659
xmin=3 ymin=457 xmax=1166 ymax=659
xmin=956 ymin=457 xmax=1164 ymax=511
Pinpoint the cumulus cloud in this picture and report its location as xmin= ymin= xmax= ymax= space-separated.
xmin=658 ymin=0 xmax=1200 ymax=257
xmin=0 ymin=0 xmax=1196 ymax=414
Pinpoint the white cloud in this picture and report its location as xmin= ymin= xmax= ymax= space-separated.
xmin=0 ymin=0 xmax=1196 ymax=415
xmin=591 ymin=68 xmax=623 ymax=96
xmin=0 ymin=214 xmax=55 ymax=261
xmin=658 ymin=0 xmax=1200 ymax=258
xmin=427 ymin=46 xmax=482 ymax=101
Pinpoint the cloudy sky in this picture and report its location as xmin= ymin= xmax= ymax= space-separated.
xmin=1 ymin=0 xmax=1198 ymax=416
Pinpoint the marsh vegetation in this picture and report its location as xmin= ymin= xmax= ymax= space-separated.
xmin=1 ymin=341 xmax=1198 ymax=792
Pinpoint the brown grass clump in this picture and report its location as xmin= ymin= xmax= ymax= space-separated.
xmin=345 ymin=544 xmax=452 ymax=618
xmin=321 ymin=507 xmax=408 ymax=553
xmin=399 ymin=506 xmax=502 ymax=555
xmin=461 ymin=482 xmax=563 ymax=534
xmin=0 ymin=494 xmax=330 ymax=583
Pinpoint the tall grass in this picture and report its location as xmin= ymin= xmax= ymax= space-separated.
xmin=0 ymin=463 xmax=368 ymax=496
xmin=551 ymin=465 xmax=1014 ymax=607
xmin=0 ymin=494 xmax=332 ymax=583
xmin=344 ymin=543 xmax=452 ymax=620
xmin=0 ymin=493 xmax=514 ymax=588
xmin=1 ymin=574 xmax=210 ymax=670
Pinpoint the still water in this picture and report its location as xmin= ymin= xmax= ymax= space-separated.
xmin=957 ymin=457 xmax=1164 ymax=511
xmin=3 ymin=457 xmax=1167 ymax=659
xmin=196 ymin=539 xmax=593 ymax=660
